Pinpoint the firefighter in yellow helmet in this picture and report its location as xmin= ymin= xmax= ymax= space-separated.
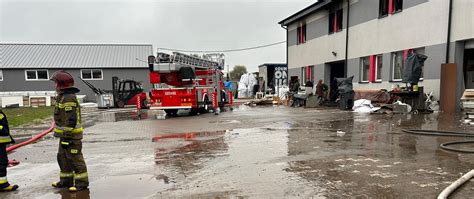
xmin=0 ymin=109 xmax=19 ymax=192
xmin=50 ymin=71 xmax=89 ymax=192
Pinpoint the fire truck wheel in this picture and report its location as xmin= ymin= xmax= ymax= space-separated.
xmin=165 ymin=109 xmax=178 ymax=116
xmin=117 ymin=101 xmax=125 ymax=108
xmin=190 ymin=108 xmax=199 ymax=116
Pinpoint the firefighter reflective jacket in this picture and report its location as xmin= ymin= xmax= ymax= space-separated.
xmin=54 ymin=89 xmax=83 ymax=140
xmin=0 ymin=110 xmax=14 ymax=144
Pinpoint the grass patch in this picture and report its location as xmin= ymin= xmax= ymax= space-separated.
xmin=2 ymin=106 xmax=54 ymax=127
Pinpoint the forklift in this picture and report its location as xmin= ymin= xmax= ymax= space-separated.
xmin=112 ymin=76 xmax=147 ymax=108
xmin=81 ymin=76 xmax=147 ymax=108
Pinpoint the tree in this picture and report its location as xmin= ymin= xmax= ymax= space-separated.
xmin=229 ymin=65 xmax=247 ymax=81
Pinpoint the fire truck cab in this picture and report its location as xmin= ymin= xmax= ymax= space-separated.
xmin=147 ymin=52 xmax=233 ymax=115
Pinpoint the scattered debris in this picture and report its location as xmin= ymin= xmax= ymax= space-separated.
xmin=461 ymin=89 xmax=474 ymax=110
xmin=336 ymin=130 xmax=346 ymax=137
xmin=352 ymin=99 xmax=381 ymax=113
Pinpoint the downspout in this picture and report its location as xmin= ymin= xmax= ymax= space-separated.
xmin=344 ymin=0 xmax=350 ymax=77
xmin=284 ymin=26 xmax=288 ymax=70
xmin=281 ymin=24 xmax=288 ymax=81
xmin=445 ymin=0 xmax=453 ymax=63
xmin=280 ymin=24 xmax=288 ymax=94
xmin=284 ymin=26 xmax=289 ymax=93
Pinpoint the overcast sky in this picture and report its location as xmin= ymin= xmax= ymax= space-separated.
xmin=1 ymin=0 xmax=315 ymax=72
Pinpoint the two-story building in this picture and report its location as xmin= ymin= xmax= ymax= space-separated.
xmin=279 ymin=0 xmax=473 ymax=105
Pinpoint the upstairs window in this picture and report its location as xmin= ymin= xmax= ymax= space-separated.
xmin=297 ymin=24 xmax=306 ymax=45
xmin=25 ymin=70 xmax=49 ymax=81
xmin=329 ymin=9 xmax=343 ymax=34
xmin=81 ymin=69 xmax=103 ymax=80
xmin=393 ymin=0 xmax=403 ymax=13
xmin=380 ymin=0 xmax=403 ymax=18
xmin=379 ymin=0 xmax=389 ymax=17
xmin=0 ymin=70 xmax=3 ymax=81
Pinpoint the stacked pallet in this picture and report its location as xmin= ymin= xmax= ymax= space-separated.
xmin=461 ymin=89 xmax=474 ymax=110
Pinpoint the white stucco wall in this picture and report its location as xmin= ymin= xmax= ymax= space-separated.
xmin=451 ymin=0 xmax=474 ymax=42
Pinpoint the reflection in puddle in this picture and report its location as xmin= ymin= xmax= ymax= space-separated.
xmin=91 ymin=174 xmax=169 ymax=198
xmin=153 ymin=130 xmax=229 ymax=178
xmin=56 ymin=189 xmax=90 ymax=199
xmin=153 ymin=128 xmax=322 ymax=198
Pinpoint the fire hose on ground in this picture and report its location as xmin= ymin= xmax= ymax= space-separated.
xmin=402 ymin=129 xmax=474 ymax=198
xmin=437 ymin=170 xmax=474 ymax=199
xmin=7 ymin=121 xmax=55 ymax=166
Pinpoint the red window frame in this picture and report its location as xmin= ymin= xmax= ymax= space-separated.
xmin=380 ymin=0 xmax=403 ymax=17
xmin=367 ymin=54 xmax=383 ymax=83
xmin=328 ymin=9 xmax=343 ymax=34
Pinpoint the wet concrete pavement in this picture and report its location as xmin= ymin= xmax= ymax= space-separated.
xmin=3 ymin=106 xmax=474 ymax=198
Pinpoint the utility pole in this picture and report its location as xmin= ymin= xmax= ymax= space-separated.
xmin=227 ymin=64 xmax=230 ymax=78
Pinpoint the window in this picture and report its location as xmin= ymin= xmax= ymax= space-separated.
xmin=393 ymin=0 xmax=403 ymax=13
xmin=297 ymin=24 xmax=306 ymax=45
xmin=379 ymin=0 xmax=389 ymax=17
xmin=307 ymin=65 xmax=314 ymax=82
xmin=336 ymin=9 xmax=343 ymax=32
xmin=301 ymin=67 xmax=306 ymax=85
xmin=360 ymin=57 xmax=370 ymax=82
xmin=360 ymin=55 xmax=382 ymax=82
xmin=328 ymin=9 xmax=343 ymax=34
xmin=25 ymin=70 xmax=49 ymax=81
xmin=376 ymin=54 xmax=383 ymax=81
xmin=392 ymin=51 xmax=404 ymax=81
xmin=0 ymin=70 xmax=3 ymax=81
xmin=328 ymin=12 xmax=335 ymax=34
xmin=380 ymin=0 xmax=403 ymax=17
xmin=81 ymin=69 xmax=103 ymax=80
xmin=300 ymin=66 xmax=314 ymax=84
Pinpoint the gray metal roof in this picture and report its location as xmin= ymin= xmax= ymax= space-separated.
xmin=0 ymin=43 xmax=153 ymax=69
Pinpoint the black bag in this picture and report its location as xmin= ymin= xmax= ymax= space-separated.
xmin=402 ymin=52 xmax=428 ymax=84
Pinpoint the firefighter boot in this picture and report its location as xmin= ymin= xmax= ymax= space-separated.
xmin=0 ymin=184 xmax=19 ymax=192
xmin=52 ymin=181 xmax=69 ymax=189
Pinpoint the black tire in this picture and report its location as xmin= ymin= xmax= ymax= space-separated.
xmin=189 ymin=108 xmax=198 ymax=116
xmin=117 ymin=101 xmax=125 ymax=108
xmin=164 ymin=109 xmax=178 ymax=116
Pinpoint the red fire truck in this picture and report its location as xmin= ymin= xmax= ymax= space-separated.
xmin=147 ymin=52 xmax=233 ymax=115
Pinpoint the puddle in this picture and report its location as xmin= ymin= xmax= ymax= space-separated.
xmin=153 ymin=128 xmax=323 ymax=197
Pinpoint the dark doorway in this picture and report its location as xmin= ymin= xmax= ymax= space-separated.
xmin=464 ymin=49 xmax=474 ymax=89
xmin=328 ymin=61 xmax=346 ymax=101
xmin=330 ymin=61 xmax=346 ymax=81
